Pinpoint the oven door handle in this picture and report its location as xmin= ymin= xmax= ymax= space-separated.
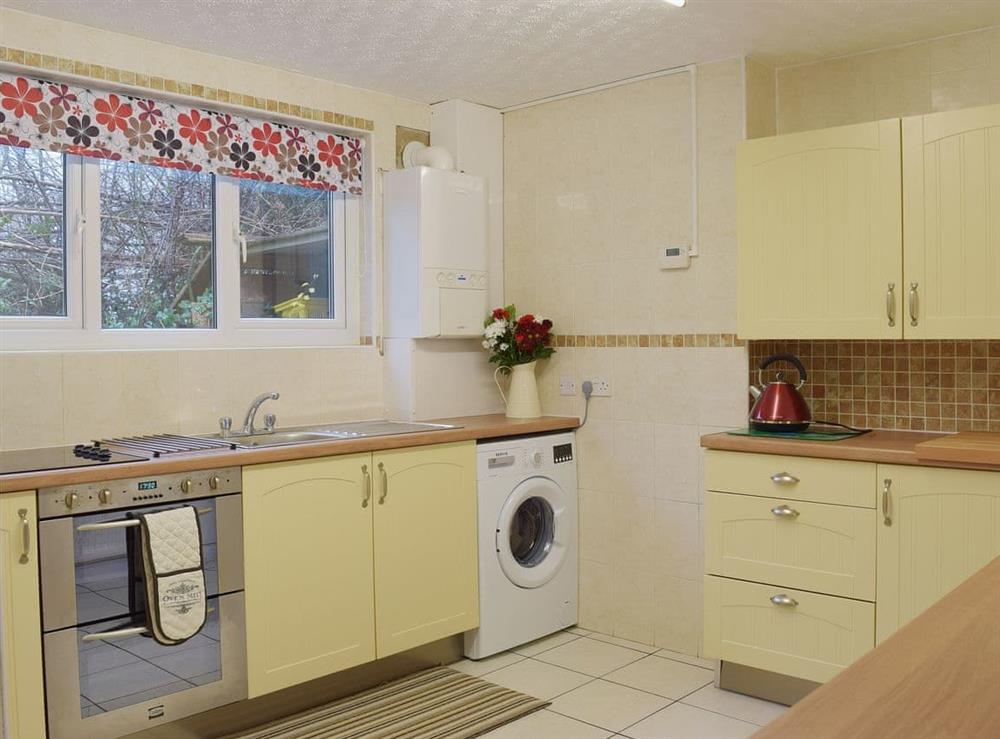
xmin=76 ymin=506 xmax=212 ymax=532
xmin=81 ymin=607 xmax=216 ymax=642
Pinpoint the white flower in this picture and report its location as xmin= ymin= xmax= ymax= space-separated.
xmin=484 ymin=320 xmax=507 ymax=340
xmin=482 ymin=340 xmax=491 ymax=349
xmin=499 ymin=343 xmax=509 ymax=351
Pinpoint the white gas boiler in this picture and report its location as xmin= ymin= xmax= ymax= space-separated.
xmin=383 ymin=166 xmax=488 ymax=338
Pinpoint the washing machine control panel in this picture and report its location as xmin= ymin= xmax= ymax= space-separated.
xmin=478 ymin=437 xmax=575 ymax=477
xmin=553 ymin=443 xmax=573 ymax=464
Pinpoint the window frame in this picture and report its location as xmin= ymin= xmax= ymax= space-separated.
xmin=0 ymin=151 xmax=361 ymax=350
xmin=0 ymin=152 xmax=84 ymax=333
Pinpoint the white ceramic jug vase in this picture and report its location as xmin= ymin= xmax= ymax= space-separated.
xmin=494 ymin=361 xmax=542 ymax=419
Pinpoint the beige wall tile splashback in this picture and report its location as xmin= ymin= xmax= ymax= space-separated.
xmin=776 ymin=25 xmax=1000 ymax=134
xmin=0 ymin=347 xmax=383 ymax=450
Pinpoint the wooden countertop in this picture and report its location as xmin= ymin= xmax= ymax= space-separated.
xmin=0 ymin=414 xmax=580 ymax=493
xmin=753 ymin=553 xmax=1000 ymax=739
xmin=701 ymin=429 xmax=1000 ymax=472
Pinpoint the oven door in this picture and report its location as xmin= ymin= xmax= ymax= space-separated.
xmin=39 ymin=493 xmax=243 ymax=632
xmin=43 ymin=592 xmax=246 ymax=739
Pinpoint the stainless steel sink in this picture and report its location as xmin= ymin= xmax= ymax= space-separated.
xmin=200 ymin=430 xmax=343 ymax=448
xmin=306 ymin=420 xmax=459 ymax=439
xmin=197 ymin=420 xmax=460 ymax=449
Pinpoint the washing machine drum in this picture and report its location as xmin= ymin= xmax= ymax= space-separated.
xmin=496 ymin=476 xmax=568 ymax=588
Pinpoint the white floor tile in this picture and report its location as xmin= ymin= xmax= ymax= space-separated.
xmin=535 ymin=637 xmax=646 ymax=677
xmin=682 ymin=684 xmax=787 ymax=726
xmin=586 ymin=633 xmax=659 ymax=654
xmin=512 ymin=630 xmax=582 ymax=657
xmin=605 ymin=655 xmax=714 ymax=699
xmin=481 ymin=658 xmax=592 ymax=700
xmin=567 ymin=626 xmax=593 ymax=636
xmin=450 ymin=651 xmax=526 ymax=677
xmin=623 ymin=702 xmax=759 ymax=739
xmin=654 ymin=649 xmax=718 ymax=670
xmin=550 ymin=679 xmax=672 ymax=732
xmin=479 ymin=709 xmax=613 ymax=739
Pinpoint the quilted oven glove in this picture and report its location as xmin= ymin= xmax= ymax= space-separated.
xmin=138 ymin=505 xmax=207 ymax=646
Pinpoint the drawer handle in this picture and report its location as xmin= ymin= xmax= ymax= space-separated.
xmin=378 ymin=462 xmax=388 ymax=504
xmin=770 ymin=472 xmax=799 ymax=485
xmin=770 ymin=504 xmax=800 ymax=518
xmin=886 ymin=282 xmax=896 ymax=327
xmin=770 ymin=594 xmax=798 ymax=608
xmin=882 ymin=478 xmax=892 ymax=527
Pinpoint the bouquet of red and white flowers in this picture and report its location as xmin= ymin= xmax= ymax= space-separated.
xmin=482 ymin=305 xmax=556 ymax=366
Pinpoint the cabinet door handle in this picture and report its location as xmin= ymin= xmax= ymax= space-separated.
xmin=908 ymin=282 xmax=919 ymax=326
xmin=770 ymin=504 xmax=800 ymax=518
xmin=886 ymin=282 xmax=896 ymax=327
xmin=770 ymin=594 xmax=798 ymax=607
xmin=361 ymin=464 xmax=371 ymax=508
xmin=378 ymin=462 xmax=388 ymax=504
xmin=882 ymin=478 xmax=892 ymax=526
xmin=770 ymin=472 xmax=799 ymax=485
xmin=18 ymin=508 xmax=30 ymax=564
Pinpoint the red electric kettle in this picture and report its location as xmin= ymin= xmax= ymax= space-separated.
xmin=748 ymin=353 xmax=812 ymax=432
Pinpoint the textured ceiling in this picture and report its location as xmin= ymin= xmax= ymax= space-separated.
xmin=6 ymin=0 xmax=1000 ymax=108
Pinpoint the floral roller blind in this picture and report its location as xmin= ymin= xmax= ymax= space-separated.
xmin=0 ymin=71 xmax=364 ymax=193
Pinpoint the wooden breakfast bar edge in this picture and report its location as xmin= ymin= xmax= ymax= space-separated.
xmin=751 ymin=552 xmax=1000 ymax=739
xmin=0 ymin=414 xmax=580 ymax=493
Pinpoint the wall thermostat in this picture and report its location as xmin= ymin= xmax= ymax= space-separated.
xmin=658 ymin=244 xmax=691 ymax=270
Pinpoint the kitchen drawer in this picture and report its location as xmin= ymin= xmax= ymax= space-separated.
xmin=705 ymin=491 xmax=876 ymax=600
xmin=705 ymin=450 xmax=876 ymax=508
xmin=704 ymin=575 xmax=874 ymax=684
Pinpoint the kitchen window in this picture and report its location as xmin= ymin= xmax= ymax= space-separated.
xmin=0 ymin=143 xmax=361 ymax=349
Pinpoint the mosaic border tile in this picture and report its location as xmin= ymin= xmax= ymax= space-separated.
xmin=552 ymin=333 xmax=744 ymax=348
xmin=749 ymin=339 xmax=1000 ymax=433
xmin=0 ymin=46 xmax=375 ymax=132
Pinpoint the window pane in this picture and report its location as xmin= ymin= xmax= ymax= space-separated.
xmin=0 ymin=145 xmax=66 ymax=317
xmin=100 ymin=160 xmax=214 ymax=328
xmin=238 ymin=180 xmax=332 ymax=319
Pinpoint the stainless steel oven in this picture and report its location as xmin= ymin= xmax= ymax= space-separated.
xmin=37 ymin=467 xmax=246 ymax=739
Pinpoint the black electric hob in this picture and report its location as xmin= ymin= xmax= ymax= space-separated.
xmin=0 ymin=443 xmax=148 ymax=475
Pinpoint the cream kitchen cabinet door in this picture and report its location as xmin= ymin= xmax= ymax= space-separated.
xmin=705 ymin=491 xmax=876 ymax=601
xmin=243 ymin=454 xmax=376 ymax=697
xmin=704 ymin=575 xmax=874 ymax=684
xmin=0 ymin=491 xmax=46 ymax=739
xmin=737 ymin=119 xmax=903 ymax=339
xmin=903 ymin=105 xmax=1000 ymax=338
xmin=877 ymin=465 xmax=1000 ymax=643
xmin=372 ymin=442 xmax=478 ymax=657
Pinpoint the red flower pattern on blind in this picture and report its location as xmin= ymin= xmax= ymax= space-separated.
xmin=0 ymin=72 xmax=364 ymax=193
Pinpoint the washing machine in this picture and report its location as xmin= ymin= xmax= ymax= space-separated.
xmin=464 ymin=431 xmax=578 ymax=659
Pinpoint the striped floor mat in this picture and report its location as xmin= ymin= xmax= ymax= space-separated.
xmin=229 ymin=666 xmax=548 ymax=739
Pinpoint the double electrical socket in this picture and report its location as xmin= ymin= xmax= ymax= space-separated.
xmin=560 ymin=376 xmax=612 ymax=397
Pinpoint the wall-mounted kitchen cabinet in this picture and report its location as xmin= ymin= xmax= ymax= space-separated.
xmin=737 ymin=119 xmax=903 ymax=339
xmin=242 ymin=441 xmax=477 ymax=698
xmin=738 ymin=103 xmax=1000 ymax=340
xmin=903 ymin=107 xmax=1000 ymax=338
xmin=0 ymin=491 xmax=46 ymax=739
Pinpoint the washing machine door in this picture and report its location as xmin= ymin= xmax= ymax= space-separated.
xmin=496 ymin=476 xmax=568 ymax=589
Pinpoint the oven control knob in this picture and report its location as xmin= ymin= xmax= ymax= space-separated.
xmin=98 ymin=488 xmax=112 ymax=505
xmin=209 ymin=475 xmax=220 ymax=491
xmin=64 ymin=492 xmax=79 ymax=510
xmin=180 ymin=478 xmax=193 ymax=494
